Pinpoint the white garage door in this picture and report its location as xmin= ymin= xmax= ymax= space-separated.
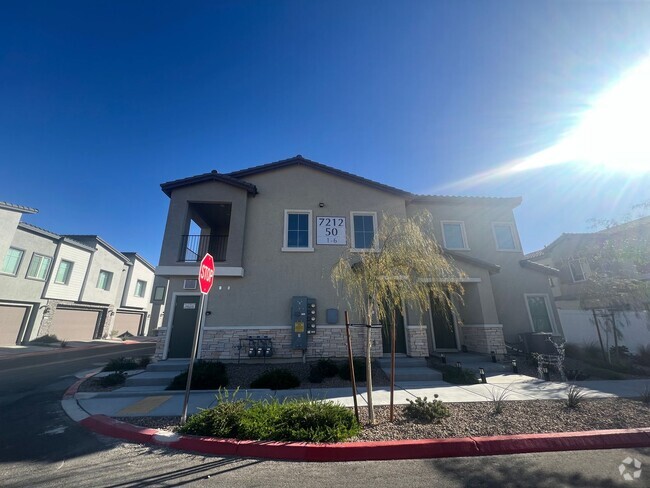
xmin=114 ymin=312 xmax=143 ymax=336
xmin=50 ymin=308 xmax=100 ymax=342
xmin=0 ymin=304 xmax=29 ymax=345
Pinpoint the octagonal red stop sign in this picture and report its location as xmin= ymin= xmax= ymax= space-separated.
xmin=198 ymin=253 xmax=215 ymax=294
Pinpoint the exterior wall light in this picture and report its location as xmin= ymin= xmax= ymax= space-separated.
xmin=479 ymin=367 xmax=487 ymax=383
xmin=511 ymin=359 xmax=518 ymax=374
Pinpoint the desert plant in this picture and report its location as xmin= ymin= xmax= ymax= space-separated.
xmin=565 ymin=384 xmax=587 ymax=409
xmin=640 ymin=384 xmax=650 ymax=404
xmin=100 ymin=372 xmax=127 ymax=387
xmin=103 ymin=357 xmax=139 ymax=372
xmin=167 ymin=360 xmax=228 ymax=390
xmin=404 ymin=395 xmax=450 ymax=423
xmin=250 ymin=368 xmax=300 ymax=390
xmin=30 ymin=334 xmax=59 ymax=344
xmin=338 ymin=358 xmax=367 ymax=382
xmin=487 ymin=385 xmax=510 ymax=414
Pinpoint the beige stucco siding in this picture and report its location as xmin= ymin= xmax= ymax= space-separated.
xmin=0 ymin=210 xmax=21 ymax=263
xmin=0 ymin=228 xmax=57 ymax=301
xmin=79 ymin=245 xmax=128 ymax=305
xmin=44 ymin=243 xmax=91 ymax=301
xmin=121 ymin=259 xmax=154 ymax=309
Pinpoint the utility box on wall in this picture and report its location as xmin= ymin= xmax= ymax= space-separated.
xmin=291 ymin=296 xmax=317 ymax=349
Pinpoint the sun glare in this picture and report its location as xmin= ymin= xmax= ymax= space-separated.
xmin=513 ymin=56 xmax=650 ymax=175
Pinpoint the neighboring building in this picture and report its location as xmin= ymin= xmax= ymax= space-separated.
xmin=0 ymin=203 xmax=156 ymax=345
xmin=524 ymin=216 xmax=650 ymax=310
xmin=153 ymin=156 xmax=562 ymax=361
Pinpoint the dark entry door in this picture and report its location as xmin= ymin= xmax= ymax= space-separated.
xmin=168 ymin=295 xmax=201 ymax=358
xmin=381 ymin=303 xmax=407 ymax=354
xmin=430 ymin=294 xmax=458 ymax=350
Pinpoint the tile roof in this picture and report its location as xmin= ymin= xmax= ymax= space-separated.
xmin=161 ymin=170 xmax=258 ymax=197
xmin=0 ymin=201 xmax=38 ymax=214
xmin=519 ymin=259 xmax=559 ymax=275
xmin=65 ymin=235 xmax=131 ymax=263
xmin=122 ymin=252 xmax=156 ymax=272
xmin=445 ymin=250 xmax=501 ymax=274
xmin=409 ymin=194 xmax=522 ymax=207
xmin=17 ymin=221 xmax=60 ymax=239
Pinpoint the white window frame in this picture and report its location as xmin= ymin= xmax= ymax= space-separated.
xmin=26 ymin=253 xmax=53 ymax=281
xmin=1 ymin=247 xmax=25 ymax=276
xmin=440 ymin=220 xmax=469 ymax=251
xmin=97 ymin=269 xmax=113 ymax=291
xmin=134 ymin=279 xmax=147 ymax=297
xmin=153 ymin=285 xmax=166 ymax=301
xmin=54 ymin=260 xmax=74 ymax=285
xmin=568 ymin=258 xmax=589 ymax=283
xmin=524 ymin=293 xmax=557 ymax=334
xmin=492 ymin=221 xmax=520 ymax=252
xmin=350 ymin=211 xmax=378 ymax=252
xmin=282 ymin=209 xmax=314 ymax=252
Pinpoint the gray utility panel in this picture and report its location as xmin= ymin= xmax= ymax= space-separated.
xmin=291 ymin=296 xmax=317 ymax=349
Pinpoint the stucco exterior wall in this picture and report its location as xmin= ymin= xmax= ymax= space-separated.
xmin=79 ymin=245 xmax=128 ymax=305
xmin=44 ymin=243 xmax=91 ymax=302
xmin=0 ymin=209 xmax=21 ymax=263
xmin=0 ymin=227 xmax=57 ymax=302
xmin=121 ymin=259 xmax=154 ymax=309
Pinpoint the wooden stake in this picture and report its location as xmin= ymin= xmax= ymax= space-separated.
xmin=345 ymin=311 xmax=359 ymax=422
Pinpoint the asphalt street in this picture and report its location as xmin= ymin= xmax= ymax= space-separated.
xmin=0 ymin=342 xmax=648 ymax=487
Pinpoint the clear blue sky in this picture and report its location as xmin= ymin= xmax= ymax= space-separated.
xmin=2 ymin=1 xmax=650 ymax=265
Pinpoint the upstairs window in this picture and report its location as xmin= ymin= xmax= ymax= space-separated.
xmin=26 ymin=254 xmax=52 ymax=280
xmin=54 ymin=260 xmax=73 ymax=284
xmin=283 ymin=210 xmax=313 ymax=251
xmin=134 ymin=280 xmax=147 ymax=297
xmin=351 ymin=212 xmax=377 ymax=250
xmin=1 ymin=248 xmax=24 ymax=276
xmin=441 ymin=221 xmax=469 ymax=250
xmin=493 ymin=222 xmax=519 ymax=251
xmin=97 ymin=270 xmax=113 ymax=291
xmin=569 ymin=258 xmax=589 ymax=282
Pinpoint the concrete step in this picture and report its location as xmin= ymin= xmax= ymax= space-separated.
xmin=146 ymin=360 xmax=190 ymax=372
xmin=124 ymin=371 xmax=183 ymax=387
xmin=376 ymin=357 xmax=428 ymax=369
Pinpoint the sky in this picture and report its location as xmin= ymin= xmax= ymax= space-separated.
xmin=1 ymin=0 xmax=650 ymax=265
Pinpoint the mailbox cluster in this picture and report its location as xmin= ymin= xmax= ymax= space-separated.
xmin=290 ymin=296 xmax=317 ymax=349
xmin=247 ymin=335 xmax=273 ymax=358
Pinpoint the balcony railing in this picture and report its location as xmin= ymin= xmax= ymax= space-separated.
xmin=179 ymin=234 xmax=228 ymax=262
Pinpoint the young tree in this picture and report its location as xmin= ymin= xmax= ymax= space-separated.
xmin=331 ymin=212 xmax=464 ymax=423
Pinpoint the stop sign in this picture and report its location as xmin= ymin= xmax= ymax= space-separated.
xmin=198 ymin=253 xmax=215 ymax=294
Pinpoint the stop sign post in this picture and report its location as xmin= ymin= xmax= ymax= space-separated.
xmin=181 ymin=253 xmax=215 ymax=424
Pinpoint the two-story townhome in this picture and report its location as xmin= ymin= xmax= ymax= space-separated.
xmin=153 ymin=156 xmax=562 ymax=361
xmin=0 ymin=203 xmax=156 ymax=345
xmin=524 ymin=216 xmax=650 ymax=310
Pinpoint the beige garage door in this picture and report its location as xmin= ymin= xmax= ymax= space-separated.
xmin=114 ymin=312 xmax=143 ymax=336
xmin=50 ymin=308 xmax=100 ymax=341
xmin=0 ymin=304 xmax=29 ymax=345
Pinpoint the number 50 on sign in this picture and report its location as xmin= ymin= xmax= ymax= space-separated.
xmin=317 ymin=217 xmax=346 ymax=245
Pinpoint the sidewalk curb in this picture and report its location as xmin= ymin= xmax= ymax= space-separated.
xmin=75 ymin=414 xmax=650 ymax=462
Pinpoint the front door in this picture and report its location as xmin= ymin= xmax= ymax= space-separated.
xmin=430 ymin=294 xmax=459 ymax=350
xmin=168 ymin=295 xmax=201 ymax=358
xmin=381 ymin=303 xmax=407 ymax=354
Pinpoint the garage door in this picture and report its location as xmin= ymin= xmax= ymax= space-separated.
xmin=50 ymin=308 xmax=100 ymax=341
xmin=0 ymin=304 xmax=29 ymax=345
xmin=114 ymin=312 xmax=143 ymax=336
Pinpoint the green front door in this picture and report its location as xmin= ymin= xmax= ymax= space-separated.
xmin=430 ymin=294 xmax=458 ymax=350
xmin=381 ymin=303 xmax=407 ymax=354
xmin=168 ymin=295 xmax=201 ymax=358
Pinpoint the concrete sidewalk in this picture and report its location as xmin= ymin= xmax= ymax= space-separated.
xmin=74 ymin=375 xmax=650 ymax=419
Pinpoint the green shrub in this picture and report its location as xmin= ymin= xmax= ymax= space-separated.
xmin=338 ymin=358 xmax=367 ymax=382
xmin=167 ymin=360 xmax=228 ymax=390
xmin=308 ymin=359 xmax=339 ymax=383
xmin=250 ymin=369 xmax=300 ymax=390
xmin=404 ymin=395 xmax=450 ymax=423
xmin=103 ymin=357 xmax=139 ymax=372
xmin=180 ymin=398 xmax=360 ymax=443
xmin=30 ymin=334 xmax=59 ymax=344
xmin=137 ymin=356 xmax=152 ymax=369
xmin=438 ymin=365 xmax=479 ymax=385
xmin=100 ymin=372 xmax=127 ymax=387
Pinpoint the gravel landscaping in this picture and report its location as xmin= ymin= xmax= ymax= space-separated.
xmin=115 ymin=398 xmax=650 ymax=442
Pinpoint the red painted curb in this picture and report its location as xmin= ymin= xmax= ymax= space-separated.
xmin=63 ymin=371 xmax=99 ymax=399
xmin=77 ymin=414 xmax=650 ymax=462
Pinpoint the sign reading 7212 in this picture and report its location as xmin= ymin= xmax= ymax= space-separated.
xmin=316 ymin=217 xmax=346 ymax=245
